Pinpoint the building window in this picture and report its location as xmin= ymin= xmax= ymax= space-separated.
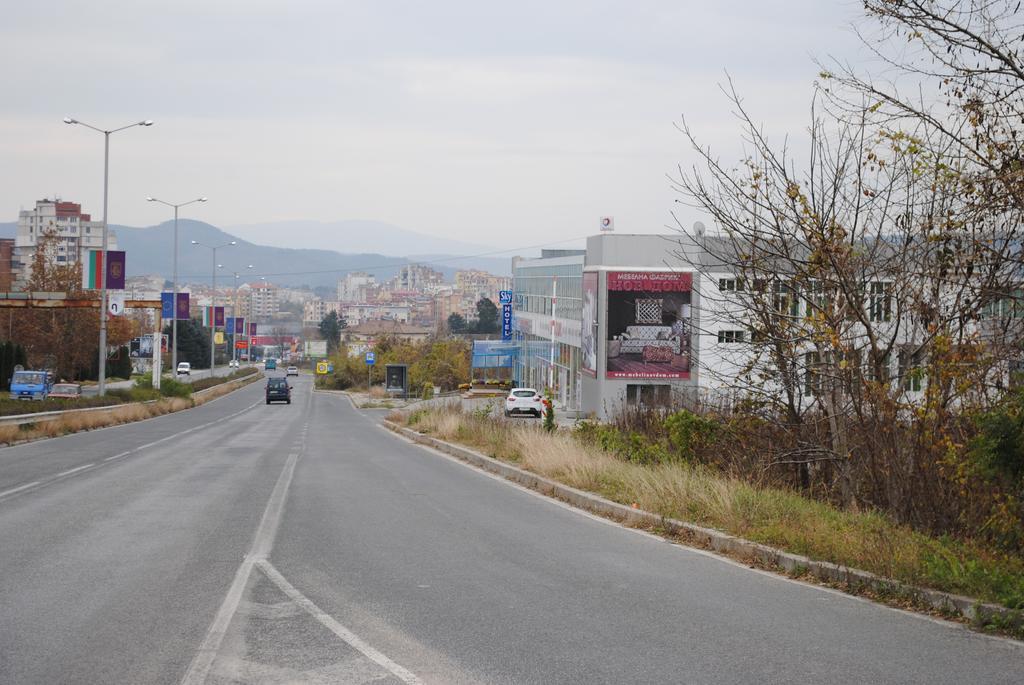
xmin=626 ymin=384 xmax=671 ymax=407
xmin=773 ymin=281 xmax=800 ymax=317
xmin=717 ymin=330 xmax=746 ymax=343
xmin=898 ymin=347 xmax=924 ymax=392
xmin=803 ymin=351 xmax=824 ymax=396
xmin=718 ymin=278 xmax=744 ymax=292
xmin=805 ymin=280 xmax=827 ymax=318
xmin=869 ymin=281 xmax=892 ymax=322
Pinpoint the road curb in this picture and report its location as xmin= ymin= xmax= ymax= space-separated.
xmin=383 ymin=420 xmax=1022 ymax=634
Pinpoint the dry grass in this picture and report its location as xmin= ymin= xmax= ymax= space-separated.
xmin=0 ymin=374 xmax=258 ymax=446
xmin=393 ymin=405 xmax=1024 ymax=611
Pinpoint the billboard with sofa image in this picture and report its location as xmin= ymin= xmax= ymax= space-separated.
xmin=606 ymin=271 xmax=692 ymax=379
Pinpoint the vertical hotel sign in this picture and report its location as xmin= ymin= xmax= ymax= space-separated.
xmin=499 ymin=290 xmax=513 ymax=341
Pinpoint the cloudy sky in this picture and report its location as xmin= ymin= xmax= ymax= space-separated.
xmin=0 ymin=1 xmax=867 ymax=252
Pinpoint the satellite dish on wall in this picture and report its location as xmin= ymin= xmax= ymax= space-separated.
xmin=693 ymin=221 xmax=706 ymax=237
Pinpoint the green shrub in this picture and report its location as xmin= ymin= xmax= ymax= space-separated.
xmin=664 ymin=409 xmax=721 ymax=461
xmin=422 ymin=384 xmax=434 ymax=400
xmin=158 ymin=377 xmax=192 ymax=399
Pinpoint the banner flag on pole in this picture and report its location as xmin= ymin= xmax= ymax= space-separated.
xmin=214 ymin=306 xmax=225 ymax=327
xmin=249 ymin=322 xmax=257 ymax=336
xmin=83 ymin=250 xmax=126 ymax=290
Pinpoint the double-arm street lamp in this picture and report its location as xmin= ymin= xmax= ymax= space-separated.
xmin=63 ymin=117 xmax=153 ymax=396
xmin=147 ymin=196 xmax=207 ymax=372
xmin=191 ymin=240 xmax=235 ymax=374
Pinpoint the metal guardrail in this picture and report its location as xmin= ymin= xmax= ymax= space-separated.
xmin=0 ymin=372 xmax=259 ymax=428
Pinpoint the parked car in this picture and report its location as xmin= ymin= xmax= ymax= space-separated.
xmin=505 ymin=388 xmax=543 ymax=417
xmin=265 ymin=377 xmax=291 ymax=404
xmin=176 ymin=362 xmax=191 ymax=376
xmin=286 ymin=366 xmax=298 ymax=377
xmin=49 ymin=383 xmax=82 ymax=400
xmin=229 ymin=359 xmax=239 ymax=368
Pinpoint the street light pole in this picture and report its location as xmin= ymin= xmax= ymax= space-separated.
xmin=64 ymin=117 xmax=153 ymax=396
xmin=192 ymin=240 xmax=235 ymax=374
xmin=219 ymin=264 xmax=253 ymax=365
xmin=147 ymin=196 xmax=207 ymax=373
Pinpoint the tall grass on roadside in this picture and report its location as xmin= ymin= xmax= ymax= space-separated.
xmin=0 ymin=397 xmax=194 ymax=445
xmin=389 ymin=404 xmax=1024 ymax=611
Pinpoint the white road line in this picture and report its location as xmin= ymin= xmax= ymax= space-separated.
xmin=179 ymin=448 xmax=302 ymax=685
xmin=0 ymin=481 xmax=40 ymax=499
xmin=257 ymin=560 xmax=423 ymax=685
xmin=104 ymin=452 xmax=131 ymax=462
xmin=55 ymin=463 xmax=94 ymax=477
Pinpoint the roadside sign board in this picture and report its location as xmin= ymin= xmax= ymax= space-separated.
xmin=385 ymin=364 xmax=408 ymax=397
xmin=499 ymin=290 xmax=513 ymax=305
xmin=316 ymin=361 xmax=329 ymax=375
xmin=365 ymin=351 xmax=376 ymax=365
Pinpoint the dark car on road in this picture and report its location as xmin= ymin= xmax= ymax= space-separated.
xmin=265 ymin=377 xmax=291 ymax=405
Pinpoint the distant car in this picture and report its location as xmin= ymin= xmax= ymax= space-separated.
xmin=229 ymin=359 xmax=239 ymax=368
xmin=176 ymin=362 xmax=191 ymax=376
xmin=505 ymin=388 xmax=543 ymax=417
xmin=49 ymin=383 xmax=82 ymax=400
xmin=265 ymin=377 xmax=291 ymax=404
xmin=264 ymin=359 xmax=277 ymax=371
xmin=286 ymin=366 xmax=298 ymax=377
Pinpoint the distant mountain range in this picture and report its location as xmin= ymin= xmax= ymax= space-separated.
xmin=225 ymin=219 xmax=496 ymax=257
xmin=0 ymin=220 xmax=514 ymax=289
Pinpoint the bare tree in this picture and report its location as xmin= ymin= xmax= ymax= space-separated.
xmin=670 ymin=75 xmax=1023 ymax=531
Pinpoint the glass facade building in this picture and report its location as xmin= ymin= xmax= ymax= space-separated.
xmin=511 ymin=251 xmax=585 ymax=411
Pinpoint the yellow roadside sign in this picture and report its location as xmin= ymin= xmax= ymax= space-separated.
xmin=316 ymin=361 xmax=329 ymax=375
xmin=214 ymin=331 xmax=225 ymax=344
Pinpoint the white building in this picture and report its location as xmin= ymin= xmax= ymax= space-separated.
xmin=337 ymin=272 xmax=376 ymax=303
xmin=14 ymin=199 xmax=114 ymax=289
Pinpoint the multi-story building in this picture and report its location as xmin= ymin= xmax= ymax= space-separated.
xmin=454 ymin=269 xmax=511 ymax=302
xmin=0 ymin=238 xmax=14 ymax=291
xmin=512 ymin=251 xmax=586 ymax=410
xmin=243 ymin=281 xmax=279 ymax=319
xmin=303 ymin=299 xmax=342 ymax=327
xmin=395 ymin=264 xmax=444 ymax=292
xmin=13 ymin=199 xmax=114 ymax=289
xmin=337 ymin=272 xmax=376 ymax=303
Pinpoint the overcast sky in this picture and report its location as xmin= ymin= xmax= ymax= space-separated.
xmin=0 ymin=1 xmax=867 ymax=252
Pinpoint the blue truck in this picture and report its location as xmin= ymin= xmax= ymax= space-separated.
xmin=9 ymin=370 xmax=53 ymax=401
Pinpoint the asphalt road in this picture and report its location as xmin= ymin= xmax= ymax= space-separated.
xmin=1 ymin=374 xmax=1022 ymax=684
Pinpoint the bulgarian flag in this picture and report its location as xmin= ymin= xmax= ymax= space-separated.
xmin=83 ymin=250 xmax=126 ymax=290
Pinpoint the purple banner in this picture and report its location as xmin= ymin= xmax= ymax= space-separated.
xmin=175 ymin=292 xmax=190 ymax=321
xmin=214 ymin=306 xmax=225 ymax=327
xmin=249 ymin=322 xmax=257 ymax=337
xmin=234 ymin=317 xmax=245 ymax=335
xmin=106 ymin=251 xmax=126 ymax=290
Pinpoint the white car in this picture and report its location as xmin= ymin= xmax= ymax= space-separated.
xmin=176 ymin=362 xmax=191 ymax=376
xmin=229 ymin=359 xmax=239 ymax=368
xmin=286 ymin=366 xmax=299 ymax=377
xmin=505 ymin=388 xmax=544 ymax=417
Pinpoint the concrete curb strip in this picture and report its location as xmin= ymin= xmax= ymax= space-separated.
xmin=384 ymin=420 xmax=1022 ymax=631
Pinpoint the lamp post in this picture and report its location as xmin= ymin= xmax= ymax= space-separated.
xmin=147 ymin=196 xmax=207 ymax=373
xmin=63 ymin=116 xmax=153 ymax=396
xmin=192 ymin=240 xmax=235 ymax=374
xmin=219 ymin=264 xmax=253 ymax=364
